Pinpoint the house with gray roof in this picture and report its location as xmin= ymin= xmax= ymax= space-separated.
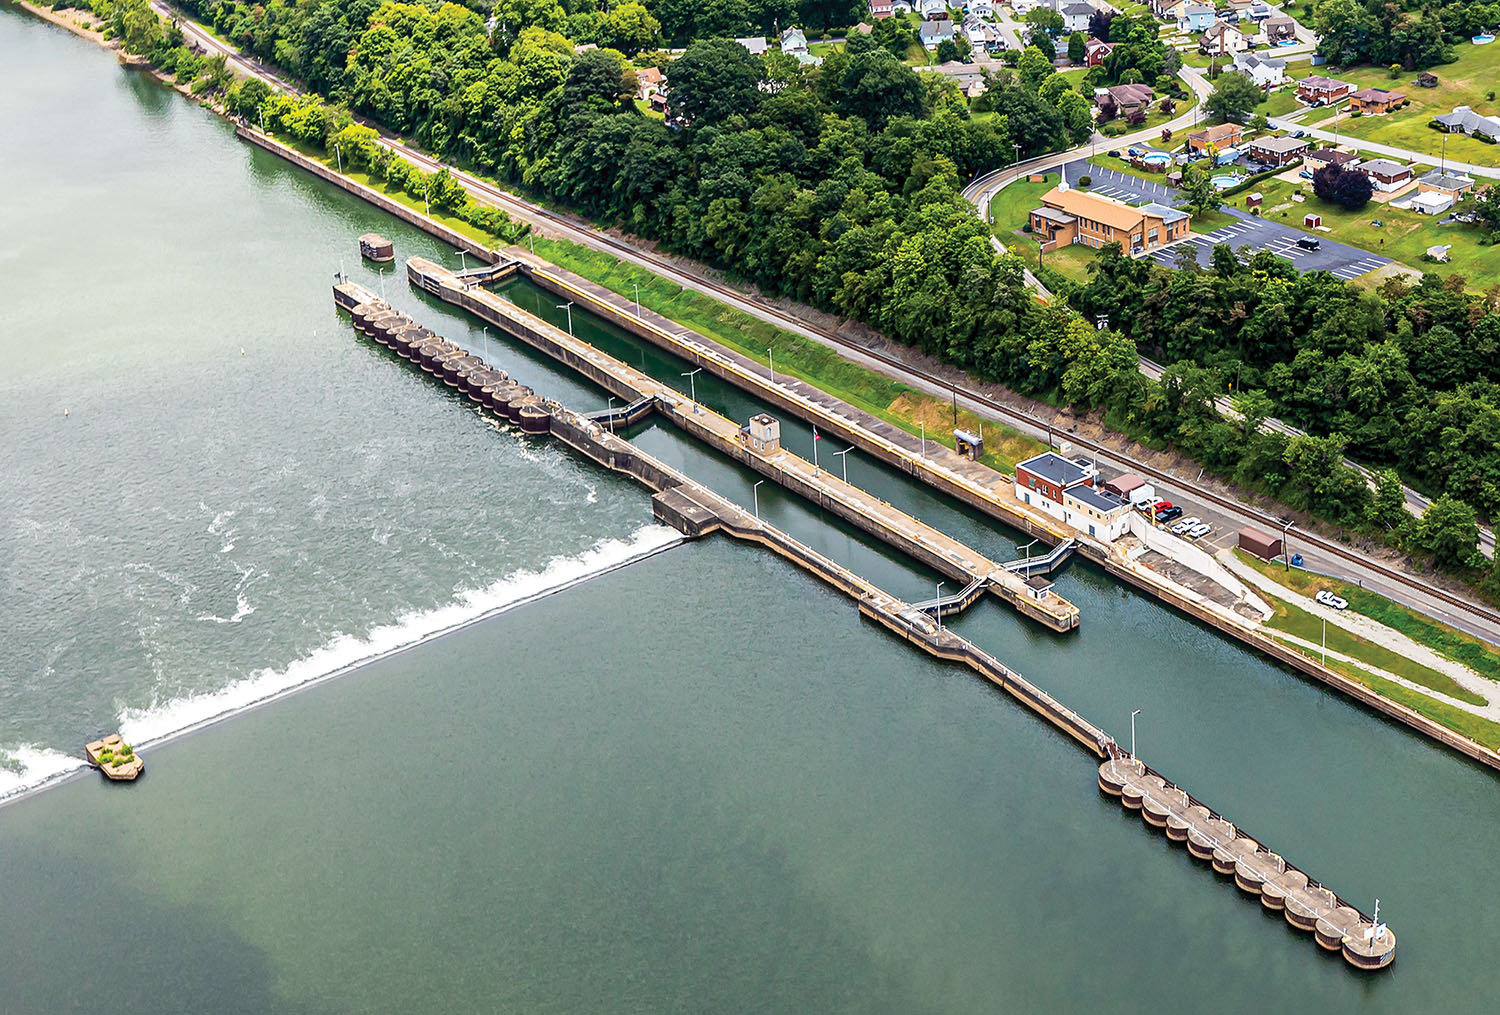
xmin=1433 ymin=105 xmax=1500 ymax=140
xmin=919 ymin=18 xmax=956 ymax=48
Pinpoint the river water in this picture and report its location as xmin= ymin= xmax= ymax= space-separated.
xmin=3 ymin=10 xmax=1499 ymax=1012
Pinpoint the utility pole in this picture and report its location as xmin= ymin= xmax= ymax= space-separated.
xmin=556 ymin=301 xmax=574 ymax=336
xmin=1131 ymin=708 xmax=1141 ymax=759
xmin=753 ymin=480 xmax=764 ymax=521
xmin=681 ymin=368 xmax=701 ymax=414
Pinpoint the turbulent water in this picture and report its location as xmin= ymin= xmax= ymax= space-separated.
xmin=7 ymin=10 xmax=1500 ymax=1014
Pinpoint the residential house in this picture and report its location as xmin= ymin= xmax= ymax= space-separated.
xmin=1348 ymin=87 xmax=1405 ymax=114
xmin=1151 ymin=0 xmax=1187 ymax=18
xmin=1353 ymin=158 xmax=1413 ymax=192
xmin=1199 ymin=21 xmax=1248 ymax=56
xmin=1177 ymin=3 xmax=1216 ymax=32
xmin=736 ymin=36 xmax=769 ymax=56
xmin=1416 ymin=71 xmax=1439 ymax=88
xmin=1188 ymin=122 xmax=1243 ymax=154
xmin=919 ymin=19 xmax=955 ymax=48
xmin=1222 ymin=0 xmax=1255 ymax=16
xmin=1261 ymin=15 xmax=1296 ymax=42
xmin=1028 ymin=184 xmax=1192 ymax=256
xmin=1302 ymin=147 xmax=1360 ymax=171
xmin=868 ymin=0 xmax=894 ymax=17
xmin=1232 ymin=50 xmax=1286 ymax=88
xmin=780 ymin=27 xmax=809 ymax=57
xmin=1010 ymin=0 xmax=1041 ymax=14
xmin=1434 ymin=105 xmax=1500 ymax=140
xmin=968 ymin=0 xmax=995 ymax=15
xmin=1103 ymin=83 xmax=1155 ymax=113
xmin=920 ymin=61 xmax=988 ymax=98
xmin=1247 ymin=1 xmax=1272 ymax=19
xmin=635 ymin=65 xmax=664 ymax=101
xmin=1084 ymin=37 xmax=1115 ymax=66
xmin=1417 ymin=168 xmax=1475 ymax=198
xmin=1296 ymin=75 xmax=1353 ymax=104
xmin=1060 ymin=2 xmax=1095 ymax=33
xmin=1014 ymin=451 xmax=1099 ymax=525
xmin=918 ymin=0 xmax=948 ymax=18
xmin=1246 ymin=134 xmax=1310 ymax=166
xmin=891 ymin=0 xmax=913 ymax=10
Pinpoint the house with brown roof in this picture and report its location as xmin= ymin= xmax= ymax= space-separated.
xmin=1302 ymin=147 xmax=1359 ymax=171
xmin=1297 ymin=75 xmax=1352 ymax=104
xmin=1028 ymin=184 xmax=1191 ymax=257
xmin=1084 ymin=38 xmax=1115 ymax=67
xmin=635 ymin=66 xmax=664 ymax=100
xmin=1349 ymin=87 xmax=1405 ymax=114
xmin=1199 ymin=21 xmax=1248 ymax=57
xmin=1261 ymin=15 xmax=1296 ymax=42
xmin=1188 ymin=122 xmax=1243 ymax=155
xmin=1246 ymin=134 xmax=1310 ymax=166
xmin=1103 ymin=83 xmax=1155 ymax=113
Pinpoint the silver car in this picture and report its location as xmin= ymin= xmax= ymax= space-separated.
xmin=1188 ymin=523 xmax=1211 ymax=539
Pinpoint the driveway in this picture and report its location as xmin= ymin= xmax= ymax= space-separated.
xmin=1061 ymin=162 xmax=1179 ymax=203
xmin=1149 ymin=211 xmax=1391 ymax=280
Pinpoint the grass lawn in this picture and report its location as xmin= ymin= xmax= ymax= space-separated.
xmin=1325 ymin=42 xmax=1500 ymax=166
xmin=1251 ymin=564 xmax=1488 ymax=707
xmin=632 ymin=98 xmax=663 ymax=120
xmin=1234 ymin=550 xmax=1500 ymax=683
xmin=987 ymin=172 xmax=1060 ymax=229
xmin=1013 ymin=239 xmax=1097 ymax=284
xmin=1240 ymin=176 xmax=1499 ymax=287
xmin=1257 ymin=88 xmax=1305 ymax=118
xmin=526 ymin=236 xmax=1047 ymax=475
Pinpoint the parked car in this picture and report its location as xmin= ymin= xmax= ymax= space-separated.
xmin=1315 ymin=590 xmax=1349 ymax=610
xmin=1188 ymin=523 xmax=1212 ymax=538
xmin=1157 ymin=506 xmax=1183 ymax=523
xmin=1296 ymin=236 xmax=1320 ymax=250
xmin=1171 ymin=516 xmax=1200 ymax=535
xmin=1106 ymin=149 xmax=1121 ymax=158
xmin=1299 ymin=168 xmax=1314 ymax=180
xmin=1290 ymin=129 xmax=1307 ymax=138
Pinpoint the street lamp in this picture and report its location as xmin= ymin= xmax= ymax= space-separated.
xmin=833 ymin=445 xmax=854 ymax=483
xmin=936 ymin=582 xmax=946 ymax=631
xmin=556 ymin=301 xmax=574 ymax=336
xmin=681 ymin=367 xmax=701 ymax=413
xmin=481 ymin=325 xmax=489 ymax=364
xmin=1013 ymin=142 xmax=1022 ymax=172
xmin=1130 ymin=708 xmax=1141 ymax=759
xmin=333 ymin=142 xmax=342 ymax=174
xmin=455 ymin=248 xmax=468 ymax=272
xmin=607 ymin=396 xmax=616 ymax=435
xmin=1282 ymin=518 xmax=1292 ymax=571
xmin=767 ymin=347 xmax=775 ymax=384
xmin=633 ymin=281 xmax=641 ymax=318
xmin=920 ymin=421 xmax=926 ymax=459
xmin=753 ymin=479 xmax=764 ymax=521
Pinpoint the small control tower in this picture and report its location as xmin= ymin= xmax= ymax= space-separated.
xmin=742 ymin=413 xmax=781 ymax=453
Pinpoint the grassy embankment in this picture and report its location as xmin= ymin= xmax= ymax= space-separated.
xmin=1234 ymin=549 xmax=1500 ymax=683
xmin=1327 ymin=41 xmax=1500 ymax=169
xmin=527 ymin=237 xmax=1047 ymax=475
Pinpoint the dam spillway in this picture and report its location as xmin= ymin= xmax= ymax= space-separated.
xmin=331 ymin=278 xmax=1396 ymax=973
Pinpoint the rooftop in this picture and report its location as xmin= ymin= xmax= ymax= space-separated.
xmin=1249 ymin=135 xmax=1310 ymax=153
xmin=1138 ymin=201 xmax=1189 ymax=225
xmin=1357 ymin=158 xmax=1409 ymax=176
xmin=1018 ymin=450 xmax=1094 ymax=487
xmin=1419 ymin=168 xmax=1475 ymax=190
xmin=1351 ymin=87 xmax=1403 ymax=102
xmin=1067 ymin=485 xmax=1128 ymax=513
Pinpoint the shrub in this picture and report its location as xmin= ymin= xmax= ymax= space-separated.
xmin=1488 ymin=90 xmax=1496 ymax=101
xmin=1349 ymin=109 xmax=1363 ymax=117
xmin=1079 ymin=175 xmax=1093 ymax=188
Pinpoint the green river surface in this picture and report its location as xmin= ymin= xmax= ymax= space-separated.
xmin=3 ymin=9 xmax=1498 ymax=1012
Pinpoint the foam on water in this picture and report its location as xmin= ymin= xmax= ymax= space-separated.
xmin=116 ymin=525 xmax=682 ymax=748
xmin=0 ymin=745 xmax=88 ymax=802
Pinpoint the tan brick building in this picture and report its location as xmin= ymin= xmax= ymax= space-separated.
xmin=1028 ymin=185 xmax=1191 ymax=257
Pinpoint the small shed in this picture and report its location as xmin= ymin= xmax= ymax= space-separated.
xmin=1304 ymin=212 xmax=1321 ymax=228
xmin=1025 ymin=575 xmax=1055 ymax=601
xmin=1103 ymin=473 xmax=1147 ymax=499
xmin=954 ymin=428 xmax=984 ymax=460
xmin=1417 ymin=71 xmax=1439 ymax=88
xmin=1246 ymin=192 xmax=1263 ymax=209
xmin=1427 ymin=244 xmax=1451 ymax=262
xmin=1238 ymin=526 xmax=1283 ymax=561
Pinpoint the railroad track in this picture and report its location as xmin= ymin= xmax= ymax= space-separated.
xmin=387 ymin=103 xmax=1500 ymax=629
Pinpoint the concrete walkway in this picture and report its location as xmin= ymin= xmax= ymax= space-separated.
xmin=1220 ymin=551 xmax=1497 ymax=708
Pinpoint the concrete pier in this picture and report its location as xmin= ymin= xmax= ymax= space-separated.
xmin=333 ymin=278 xmax=1395 ymax=974
xmin=407 ymin=257 xmax=1079 ymax=633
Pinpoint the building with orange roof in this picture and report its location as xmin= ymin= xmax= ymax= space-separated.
xmin=1028 ymin=185 xmax=1191 ymax=256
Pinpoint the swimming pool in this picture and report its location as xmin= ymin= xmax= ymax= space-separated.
xmin=1141 ymin=153 xmax=1171 ymax=167
xmin=1474 ymin=34 xmax=1495 ymax=44
xmin=1212 ymin=175 xmax=1240 ymax=189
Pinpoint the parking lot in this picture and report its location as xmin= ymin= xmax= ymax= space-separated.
xmin=1149 ymin=212 xmax=1391 ymax=280
xmin=1061 ymin=161 xmax=1392 ymax=281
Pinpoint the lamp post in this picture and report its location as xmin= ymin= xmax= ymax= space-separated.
xmin=681 ymin=368 xmax=701 ymax=413
xmin=455 ymin=248 xmax=468 ymax=272
xmin=1282 ymin=518 xmax=1292 ymax=571
xmin=753 ymin=480 xmax=764 ymax=521
xmin=333 ymin=142 xmax=342 ymax=174
xmin=481 ymin=325 xmax=489 ymax=365
xmin=768 ymin=348 xmax=775 ymax=384
xmin=1013 ymin=142 xmax=1022 ymax=174
xmin=1130 ymin=708 xmax=1141 ymax=759
xmin=556 ymin=301 xmax=574 ymax=336
xmin=833 ymin=445 xmax=854 ymax=483
xmin=633 ymin=281 xmax=641 ymax=318
xmin=607 ymin=396 xmax=616 ymax=435
xmin=936 ymin=582 xmax=946 ymax=631
xmin=920 ymin=422 xmax=926 ymax=459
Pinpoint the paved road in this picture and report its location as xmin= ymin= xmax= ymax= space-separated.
xmin=1266 ymin=116 xmax=1500 ymax=179
xmin=161 ymin=2 xmax=1498 ymax=637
